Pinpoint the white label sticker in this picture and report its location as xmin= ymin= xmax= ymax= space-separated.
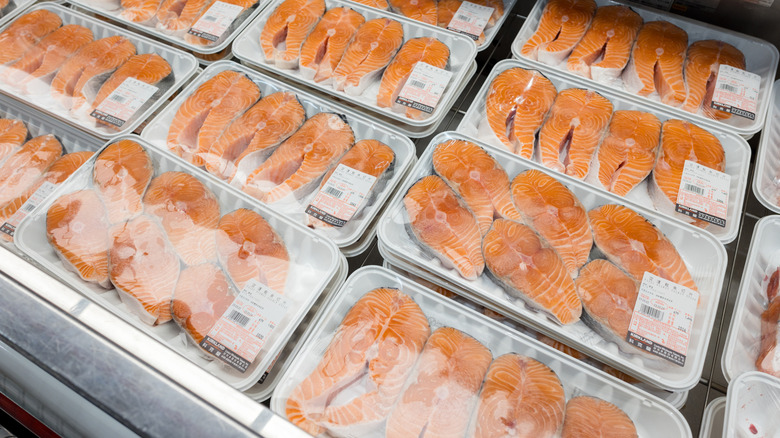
xmin=446 ymin=1 xmax=493 ymax=40
xmin=0 ymin=181 xmax=58 ymax=237
xmin=187 ymin=1 xmax=244 ymax=42
xmin=395 ymin=62 xmax=453 ymax=115
xmin=710 ymin=64 xmax=761 ymax=120
xmin=675 ymin=160 xmax=730 ymax=228
xmin=626 ymin=273 xmax=699 ymax=366
xmin=200 ymin=279 xmax=289 ymax=373
xmin=305 ymin=164 xmax=377 ymax=227
xmin=90 ymin=77 xmax=158 ymax=128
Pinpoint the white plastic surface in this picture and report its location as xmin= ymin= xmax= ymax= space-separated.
xmin=700 ymin=397 xmax=725 ymax=438
xmin=753 ymin=79 xmax=780 ymax=214
xmin=724 ymin=371 xmax=780 ymax=438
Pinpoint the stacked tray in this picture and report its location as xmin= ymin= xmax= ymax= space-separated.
xmin=724 ymin=372 xmax=780 ymax=437
xmin=700 ymin=397 xmax=725 ymax=438
xmin=0 ymin=0 xmax=33 ymax=27
xmin=753 ymin=79 xmax=780 ymax=213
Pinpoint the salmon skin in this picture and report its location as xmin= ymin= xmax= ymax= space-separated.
xmin=332 ymin=18 xmax=404 ymax=96
xmin=387 ymin=0 xmax=436 ymax=25
xmin=120 ymin=0 xmax=164 ymax=24
xmin=404 ymin=175 xmax=484 ymax=281
xmin=623 ymin=21 xmax=688 ymax=107
xmin=89 ymin=54 xmax=173 ymax=114
xmin=472 ymin=354 xmax=565 ymax=438
xmin=93 ymin=139 xmax=154 ymax=224
xmin=286 ymin=288 xmax=429 ymax=436
xmin=259 ymin=0 xmax=326 ymax=69
xmin=561 ymin=396 xmax=638 ymax=438
xmin=521 ymin=0 xmax=596 ymax=66
xmin=0 ymin=135 xmax=62 ymax=208
xmin=0 ymin=10 xmax=62 ymax=66
xmin=0 ymin=119 xmax=27 ymax=166
xmin=483 ymin=218 xmax=582 ymax=324
xmin=485 ymin=67 xmax=557 ymax=158
xmin=683 ymin=40 xmax=746 ymax=120
xmin=172 ymin=263 xmax=236 ymax=346
xmin=538 ymin=88 xmax=613 ymax=179
xmin=757 ymin=267 xmax=780 ymax=377
xmin=386 ymin=327 xmax=492 ymax=438
xmin=184 ymin=0 xmax=258 ymax=45
xmin=299 ymin=7 xmax=365 ymax=84
xmin=566 ymin=5 xmax=642 ymax=83
xmin=156 ymin=0 xmax=214 ymax=34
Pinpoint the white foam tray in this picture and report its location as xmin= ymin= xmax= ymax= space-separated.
xmin=700 ymin=397 xmax=725 ymax=438
xmin=753 ymin=79 xmax=780 ymax=214
xmin=724 ymin=371 xmax=780 ymax=437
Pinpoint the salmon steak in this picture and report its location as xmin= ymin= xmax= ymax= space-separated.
xmin=332 ymin=18 xmax=404 ymax=96
xmin=483 ymin=218 xmax=582 ymax=324
xmin=216 ymin=208 xmax=289 ymax=293
xmin=167 ymin=70 xmax=260 ymax=167
xmin=286 ymin=288 xmax=429 ymax=436
xmin=93 ymin=139 xmax=154 ymax=224
xmin=588 ymin=204 xmax=697 ymax=290
xmin=521 ymin=0 xmax=596 ymax=65
xmin=404 ymin=175 xmax=484 ymax=280
xmin=623 ymin=21 xmax=688 ymax=107
xmin=432 ymin=139 xmax=521 ymax=235
xmin=385 ymin=327 xmax=492 ymax=438
xmin=184 ymin=0 xmax=258 ymax=45
xmin=171 ymin=263 xmax=236 ymax=345
xmin=156 ymin=0 xmax=214 ymax=33
xmin=511 ymin=169 xmax=592 ymax=277
xmin=561 ymin=396 xmax=638 ymax=438
xmin=0 ymin=119 xmax=27 ymax=165
xmin=538 ymin=88 xmax=613 ymax=179
xmin=683 ymin=40 xmax=746 ymax=120
xmin=376 ymin=37 xmax=450 ymax=120
xmin=89 ymin=54 xmax=172 ymax=113
xmin=47 ymin=189 xmax=111 ymax=288
xmin=485 ymin=67 xmax=557 ymax=158
xmin=243 ymin=112 xmax=354 ymax=203
xmin=259 ymin=0 xmax=326 ymax=69
xmin=756 ymin=267 xmax=780 ymax=377
xmin=0 ymin=135 xmax=62 ymax=208
xmin=0 ymin=10 xmax=62 ymax=65
xmin=566 ymin=5 xmax=642 ymax=83
xmin=350 ymin=0 xmax=389 ymax=9
xmin=299 ymin=7 xmax=365 ymax=84
xmin=388 ymin=0 xmax=436 ymax=25
xmin=472 ymin=354 xmax=565 ymax=438
xmin=120 ymin=0 xmax=164 ymax=24
xmin=586 ymin=110 xmax=661 ymax=196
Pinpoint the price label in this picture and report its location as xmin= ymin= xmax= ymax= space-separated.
xmin=305 ymin=164 xmax=377 ymax=227
xmin=395 ymin=62 xmax=453 ymax=114
xmin=187 ymin=1 xmax=244 ymax=42
xmin=675 ymin=160 xmax=730 ymax=228
xmin=446 ymin=1 xmax=493 ymax=40
xmin=90 ymin=77 xmax=158 ymax=128
xmin=0 ymin=181 xmax=57 ymax=238
xmin=710 ymin=64 xmax=761 ymax=120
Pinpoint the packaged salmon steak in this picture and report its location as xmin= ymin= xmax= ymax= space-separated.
xmin=753 ymin=79 xmax=780 ymax=214
xmin=724 ymin=372 xmax=780 ymax=437
xmin=13 ymin=134 xmax=344 ymax=391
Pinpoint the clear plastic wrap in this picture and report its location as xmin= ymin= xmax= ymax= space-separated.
xmin=753 ymin=79 xmax=780 ymax=214
xmin=724 ymin=371 xmax=780 ymax=437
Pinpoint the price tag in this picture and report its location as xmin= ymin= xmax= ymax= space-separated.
xmin=395 ymin=62 xmax=453 ymax=115
xmin=710 ymin=64 xmax=761 ymax=120
xmin=187 ymin=1 xmax=244 ymax=42
xmin=446 ymin=1 xmax=493 ymax=40
xmin=0 ymin=181 xmax=57 ymax=237
xmin=90 ymin=77 xmax=158 ymax=128
xmin=200 ymin=279 xmax=289 ymax=373
xmin=305 ymin=164 xmax=377 ymax=227
xmin=626 ymin=273 xmax=698 ymax=366
xmin=674 ymin=160 xmax=730 ymax=228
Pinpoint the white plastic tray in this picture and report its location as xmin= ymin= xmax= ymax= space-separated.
xmin=753 ymin=79 xmax=780 ymax=214
xmin=14 ymin=135 xmax=343 ymax=391
xmin=270 ymin=266 xmax=692 ymax=437
xmin=700 ymin=397 xmax=725 ymax=438
xmin=724 ymin=371 xmax=780 ymax=437
xmin=0 ymin=0 xmax=34 ymax=27
xmin=458 ymin=59 xmax=750 ymax=244
xmin=377 ymin=131 xmax=727 ymax=392
xmin=511 ymin=0 xmax=779 ymax=139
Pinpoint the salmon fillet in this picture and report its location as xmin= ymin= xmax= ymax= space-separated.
xmin=184 ymin=0 xmax=258 ymax=45
xmin=561 ymin=396 xmax=638 ymax=438
xmin=0 ymin=10 xmax=61 ymax=65
xmin=757 ymin=273 xmax=780 ymax=377
xmin=299 ymin=7 xmax=365 ymax=84
xmin=259 ymin=0 xmax=325 ymax=69
xmin=0 ymin=119 xmax=27 ymax=166
xmin=683 ymin=40 xmax=746 ymax=120
xmin=121 ymin=0 xmax=163 ymax=23
xmin=93 ymin=139 xmax=154 ymax=224
xmin=156 ymin=0 xmax=214 ymax=33
xmin=90 ymin=54 xmax=172 ymax=112
xmin=387 ymin=0 xmax=436 ymax=25
xmin=521 ymin=0 xmax=596 ymax=65
xmin=0 ymin=135 xmax=62 ymax=208
xmin=623 ymin=21 xmax=688 ymax=107
xmin=171 ymin=263 xmax=235 ymax=345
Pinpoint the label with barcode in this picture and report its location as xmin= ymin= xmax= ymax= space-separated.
xmin=90 ymin=77 xmax=158 ymax=128
xmin=675 ymin=160 xmax=730 ymax=227
xmin=188 ymin=1 xmax=244 ymax=41
xmin=0 ymin=181 xmax=57 ymax=238
xmin=395 ymin=62 xmax=453 ymax=114
xmin=710 ymin=64 xmax=760 ymax=120
xmin=446 ymin=1 xmax=493 ymax=40
xmin=305 ymin=164 xmax=377 ymax=227
xmin=626 ymin=272 xmax=698 ymax=367
xmin=199 ymin=279 xmax=289 ymax=373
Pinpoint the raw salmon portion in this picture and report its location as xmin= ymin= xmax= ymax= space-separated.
xmin=0 ymin=10 xmax=61 ymax=65
xmin=299 ymin=7 xmax=365 ymax=83
xmin=511 ymin=169 xmax=591 ymax=277
xmin=350 ymin=0 xmax=389 ymax=8
xmin=47 ymin=189 xmax=111 ymax=288
xmin=588 ymin=204 xmax=697 ymax=290
xmin=93 ymin=139 xmax=154 ymax=224
xmin=216 ymin=208 xmax=289 ymax=292
xmin=683 ymin=40 xmax=746 ymax=120
xmin=538 ymin=88 xmax=613 ymax=179
xmin=473 ymin=354 xmax=565 ymax=438
xmin=432 ymin=139 xmax=521 ymax=235
xmin=758 ymin=295 xmax=780 ymax=377
xmin=0 ymin=119 xmax=27 ymax=165
xmin=587 ymin=110 xmax=661 ymax=196
xmin=143 ymin=172 xmax=220 ymax=266
xmin=184 ymin=0 xmax=258 ymax=45
xmin=204 ymin=91 xmax=305 ymax=181
xmin=332 ymin=18 xmax=404 ymax=96
xmin=172 ymin=263 xmax=235 ymax=345
xmin=404 ymin=175 xmax=484 ymax=280
xmin=0 ymin=135 xmax=62 ymax=207
xmin=485 ymin=67 xmax=557 ymax=158
xmin=167 ymin=70 xmax=260 ymax=167
xmin=259 ymin=0 xmax=325 ymax=69
xmin=387 ymin=0 xmax=436 ymax=25
xmin=567 ymin=5 xmax=642 ymax=83
xmin=243 ymin=112 xmax=354 ymax=203
xmin=376 ymin=37 xmax=450 ymax=120
xmin=623 ymin=21 xmax=688 ymax=107
xmin=120 ymin=0 xmax=163 ymax=23
xmin=156 ymin=0 xmax=214 ymax=33
xmin=483 ymin=219 xmax=582 ymax=324
xmin=385 ymin=327 xmax=492 ymax=438
xmin=286 ymin=288 xmax=429 ymax=436
xmin=561 ymin=396 xmax=638 ymax=438
xmin=521 ymin=0 xmax=596 ymax=65
xmin=90 ymin=54 xmax=172 ymax=111
xmin=110 ymin=215 xmax=180 ymax=325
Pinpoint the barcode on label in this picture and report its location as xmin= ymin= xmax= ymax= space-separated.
xmin=22 ymin=202 xmax=37 ymax=213
xmin=204 ymin=15 xmax=217 ymax=21
xmin=110 ymin=94 xmax=126 ymax=103
xmin=456 ymin=14 xmax=471 ymax=21
xmin=325 ymin=186 xmax=343 ymax=198
xmin=227 ymin=310 xmax=250 ymax=327
xmin=410 ymin=79 xmax=427 ymax=89
xmin=719 ymin=83 xmax=739 ymax=93
xmin=639 ymin=304 xmax=664 ymax=321
xmin=684 ymin=183 xmax=704 ymax=195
